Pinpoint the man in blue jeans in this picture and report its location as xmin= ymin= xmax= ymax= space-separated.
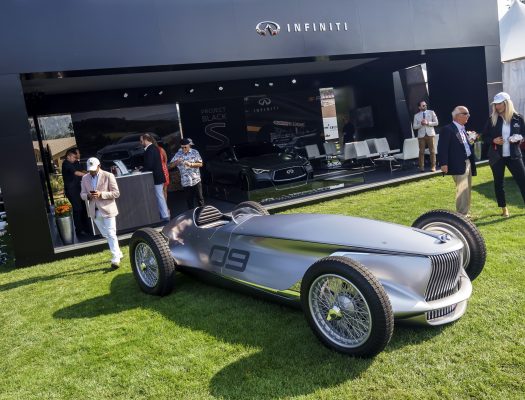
xmin=140 ymin=133 xmax=170 ymax=222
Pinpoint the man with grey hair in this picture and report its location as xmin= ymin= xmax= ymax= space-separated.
xmin=437 ymin=106 xmax=478 ymax=217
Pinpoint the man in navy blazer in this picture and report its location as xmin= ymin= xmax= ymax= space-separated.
xmin=140 ymin=133 xmax=170 ymax=222
xmin=438 ymin=106 xmax=477 ymax=216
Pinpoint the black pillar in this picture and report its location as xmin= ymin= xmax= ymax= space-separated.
xmin=0 ymin=74 xmax=54 ymax=266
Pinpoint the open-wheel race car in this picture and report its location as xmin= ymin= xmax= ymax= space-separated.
xmin=129 ymin=201 xmax=486 ymax=357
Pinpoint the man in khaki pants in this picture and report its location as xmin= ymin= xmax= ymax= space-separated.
xmin=80 ymin=157 xmax=123 ymax=269
xmin=413 ymin=100 xmax=439 ymax=172
xmin=437 ymin=106 xmax=478 ymax=217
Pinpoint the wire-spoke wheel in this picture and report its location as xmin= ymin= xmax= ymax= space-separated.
xmin=309 ymin=274 xmax=372 ymax=348
xmin=130 ymin=228 xmax=175 ymax=296
xmin=301 ymin=256 xmax=393 ymax=358
xmin=412 ymin=210 xmax=486 ymax=281
xmin=134 ymin=242 xmax=159 ymax=288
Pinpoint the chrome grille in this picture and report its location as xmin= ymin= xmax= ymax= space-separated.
xmin=427 ymin=305 xmax=457 ymax=321
xmin=425 ymin=251 xmax=462 ymax=321
xmin=273 ymin=167 xmax=306 ymax=182
xmin=426 ymin=251 xmax=462 ymax=301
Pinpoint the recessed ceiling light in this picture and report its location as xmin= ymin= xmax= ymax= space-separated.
xmin=158 ymin=90 xmax=164 ymax=95
xmin=291 ymin=78 xmax=297 ymax=84
xmin=123 ymin=92 xmax=128 ymax=98
xmin=268 ymin=82 xmax=274 ymax=87
xmin=254 ymin=82 xmax=260 ymax=87
xmin=218 ymin=86 xmax=224 ymax=91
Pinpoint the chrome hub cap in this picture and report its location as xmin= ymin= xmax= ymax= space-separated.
xmin=134 ymin=242 xmax=159 ymax=288
xmin=309 ymin=274 xmax=372 ymax=348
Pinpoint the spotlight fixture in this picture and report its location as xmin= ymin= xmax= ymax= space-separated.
xmin=291 ymin=78 xmax=297 ymax=84
xmin=123 ymin=92 xmax=129 ymax=98
xmin=254 ymin=82 xmax=260 ymax=87
xmin=158 ymin=90 xmax=164 ymax=95
xmin=268 ymin=82 xmax=274 ymax=87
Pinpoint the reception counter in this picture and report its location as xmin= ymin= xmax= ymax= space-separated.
xmin=91 ymin=171 xmax=160 ymax=234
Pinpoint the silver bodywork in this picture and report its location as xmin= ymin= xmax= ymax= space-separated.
xmin=162 ymin=209 xmax=472 ymax=326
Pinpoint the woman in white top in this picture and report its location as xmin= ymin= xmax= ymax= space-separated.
xmin=482 ymin=92 xmax=525 ymax=217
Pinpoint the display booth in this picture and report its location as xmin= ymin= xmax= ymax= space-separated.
xmin=0 ymin=0 xmax=501 ymax=265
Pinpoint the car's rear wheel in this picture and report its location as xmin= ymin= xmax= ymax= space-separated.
xmin=301 ymin=256 xmax=393 ymax=358
xmin=234 ymin=201 xmax=269 ymax=215
xmin=412 ymin=209 xmax=486 ymax=281
xmin=130 ymin=228 xmax=175 ymax=296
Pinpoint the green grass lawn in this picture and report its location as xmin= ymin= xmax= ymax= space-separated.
xmin=1 ymin=165 xmax=524 ymax=399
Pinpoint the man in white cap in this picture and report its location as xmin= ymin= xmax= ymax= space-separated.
xmin=80 ymin=157 xmax=123 ymax=269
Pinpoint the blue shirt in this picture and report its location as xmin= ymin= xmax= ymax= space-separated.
xmin=453 ymin=121 xmax=471 ymax=157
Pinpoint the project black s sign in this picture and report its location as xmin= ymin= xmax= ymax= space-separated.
xmin=256 ymin=20 xmax=348 ymax=37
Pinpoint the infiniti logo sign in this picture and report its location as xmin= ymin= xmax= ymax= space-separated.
xmin=257 ymin=97 xmax=272 ymax=106
xmin=256 ymin=20 xmax=349 ymax=36
xmin=286 ymin=169 xmax=295 ymax=175
xmin=255 ymin=21 xmax=281 ymax=36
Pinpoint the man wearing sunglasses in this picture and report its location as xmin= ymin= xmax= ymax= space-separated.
xmin=438 ymin=106 xmax=478 ymax=217
xmin=169 ymin=138 xmax=204 ymax=209
xmin=413 ymin=101 xmax=438 ymax=172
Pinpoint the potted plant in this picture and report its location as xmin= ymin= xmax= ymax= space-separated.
xmin=54 ymin=199 xmax=74 ymax=245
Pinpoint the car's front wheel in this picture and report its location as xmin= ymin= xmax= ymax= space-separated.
xmin=129 ymin=228 xmax=175 ymax=296
xmin=412 ymin=210 xmax=486 ymax=281
xmin=301 ymin=256 xmax=394 ymax=357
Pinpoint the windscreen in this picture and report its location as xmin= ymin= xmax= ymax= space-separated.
xmin=234 ymin=142 xmax=279 ymax=159
xmin=231 ymin=206 xmax=265 ymax=224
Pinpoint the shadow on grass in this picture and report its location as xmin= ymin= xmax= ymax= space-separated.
xmin=473 ymin=176 xmax=525 ymax=206
xmin=0 ymin=263 xmax=108 ymax=292
xmin=54 ymin=272 xmax=446 ymax=399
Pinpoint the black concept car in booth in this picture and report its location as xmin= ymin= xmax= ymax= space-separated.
xmin=204 ymin=142 xmax=314 ymax=190
xmin=129 ymin=201 xmax=486 ymax=357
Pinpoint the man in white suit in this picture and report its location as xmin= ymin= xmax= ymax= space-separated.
xmin=80 ymin=157 xmax=123 ymax=269
xmin=413 ymin=100 xmax=439 ymax=172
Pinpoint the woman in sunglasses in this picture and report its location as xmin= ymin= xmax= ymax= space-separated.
xmin=482 ymin=92 xmax=525 ymax=218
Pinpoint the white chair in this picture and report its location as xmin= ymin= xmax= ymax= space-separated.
xmin=374 ymin=137 xmax=400 ymax=155
xmin=394 ymin=138 xmax=420 ymax=167
xmin=304 ymin=144 xmax=323 ymax=160
xmin=323 ymin=142 xmax=341 ymax=157
xmin=343 ymin=142 xmax=358 ymax=161
xmin=365 ymin=139 xmax=378 ymax=154
xmin=358 ymin=141 xmax=379 ymax=159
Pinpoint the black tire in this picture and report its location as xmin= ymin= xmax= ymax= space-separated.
xmin=234 ymin=201 xmax=270 ymax=215
xmin=301 ymin=256 xmax=394 ymax=358
xmin=129 ymin=228 xmax=176 ymax=296
xmin=239 ymin=173 xmax=251 ymax=191
xmin=412 ymin=209 xmax=486 ymax=281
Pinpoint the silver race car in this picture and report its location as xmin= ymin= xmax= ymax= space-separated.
xmin=130 ymin=201 xmax=486 ymax=357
